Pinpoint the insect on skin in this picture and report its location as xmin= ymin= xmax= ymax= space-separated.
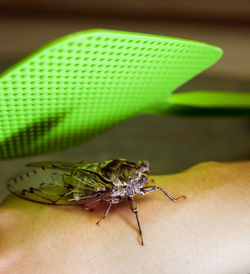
xmin=7 ymin=158 xmax=186 ymax=245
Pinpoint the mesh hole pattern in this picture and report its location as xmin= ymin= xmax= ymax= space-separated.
xmin=0 ymin=29 xmax=222 ymax=159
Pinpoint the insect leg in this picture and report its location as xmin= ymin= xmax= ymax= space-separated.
xmin=142 ymin=185 xmax=186 ymax=202
xmin=128 ymin=197 xmax=144 ymax=246
xmin=96 ymin=202 xmax=112 ymax=225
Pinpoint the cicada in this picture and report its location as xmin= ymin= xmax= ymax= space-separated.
xmin=7 ymin=158 xmax=185 ymax=245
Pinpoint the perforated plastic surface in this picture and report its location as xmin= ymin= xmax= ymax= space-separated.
xmin=0 ymin=29 xmax=222 ymax=159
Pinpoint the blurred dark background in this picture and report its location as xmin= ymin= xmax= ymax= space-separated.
xmin=0 ymin=0 xmax=250 ymax=201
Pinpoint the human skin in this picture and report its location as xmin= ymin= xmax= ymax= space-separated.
xmin=0 ymin=161 xmax=249 ymax=274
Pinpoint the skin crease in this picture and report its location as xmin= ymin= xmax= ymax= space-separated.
xmin=0 ymin=161 xmax=249 ymax=274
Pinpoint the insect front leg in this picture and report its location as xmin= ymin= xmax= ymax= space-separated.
xmin=142 ymin=185 xmax=186 ymax=202
xmin=96 ymin=202 xmax=112 ymax=225
xmin=128 ymin=197 xmax=144 ymax=246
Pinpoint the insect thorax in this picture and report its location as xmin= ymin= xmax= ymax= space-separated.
xmin=101 ymin=159 xmax=149 ymax=200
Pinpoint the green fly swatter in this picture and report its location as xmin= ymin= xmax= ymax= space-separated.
xmin=0 ymin=29 xmax=249 ymax=159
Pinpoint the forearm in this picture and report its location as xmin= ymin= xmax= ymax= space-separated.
xmin=0 ymin=161 xmax=249 ymax=274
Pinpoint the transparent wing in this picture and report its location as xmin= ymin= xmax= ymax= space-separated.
xmin=26 ymin=161 xmax=105 ymax=177
xmin=7 ymin=164 xmax=111 ymax=205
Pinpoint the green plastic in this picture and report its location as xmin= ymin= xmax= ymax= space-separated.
xmin=170 ymin=91 xmax=250 ymax=108
xmin=165 ymin=91 xmax=250 ymax=116
xmin=0 ymin=29 xmax=234 ymax=159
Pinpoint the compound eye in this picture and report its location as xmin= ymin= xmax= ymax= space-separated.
xmin=140 ymin=161 xmax=149 ymax=172
xmin=139 ymin=175 xmax=147 ymax=184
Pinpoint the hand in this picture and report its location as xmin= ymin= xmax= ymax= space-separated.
xmin=0 ymin=161 xmax=249 ymax=273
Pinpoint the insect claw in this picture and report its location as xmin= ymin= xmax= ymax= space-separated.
xmin=96 ymin=203 xmax=112 ymax=226
xmin=96 ymin=218 xmax=103 ymax=225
